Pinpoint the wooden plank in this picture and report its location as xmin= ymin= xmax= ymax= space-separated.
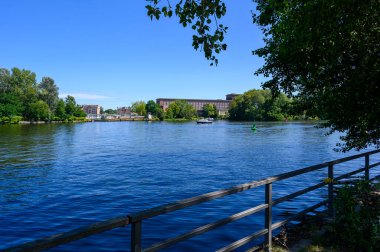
xmin=365 ymin=155 xmax=370 ymax=180
xmin=271 ymin=200 xmax=328 ymax=230
xmin=131 ymin=221 xmax=142 ymax=252
xmin=3 ymin=216 xmax=130 ymax=252
xmin=264 ymin=184 xmax=272 ymax=251
xmin=129 ymin=164 xmax=327 ymax=222
xmin=328 ymin=164 xmax=334 ymax=217
xmin=130 ymin=150 xmax=380 ymax=222
xmin=334 ymin=167 xmax=366 ymax=181
xmin=216 ymin=228 xmax=268 ymax=252
xmin=143 ymin=204 xmax=268 ymax=252
xmin=272 ymin=181 xmax=326 ymax=206
xmin=369 ymin=161 xmax=380 ymax=169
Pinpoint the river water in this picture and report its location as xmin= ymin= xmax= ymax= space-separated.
xmin=1 ymin=121 xmax=378 ymax=251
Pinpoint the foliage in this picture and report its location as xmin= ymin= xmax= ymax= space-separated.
xmin=28 ymin=100 xmax=51 ymax=121
xmin=146 ymin=0 xmax=228 ymax=66
xmin=131 ymin=101 xmax=147 ymax=116
xmin=55 ymin=99 xmax=67 ymax=120
xmin=252 ymin=0 xmax=380 ymax=151
xmin=326 ymin=181 xmax=380 ymax=251
xmin=104 ymin=109 xmax=117 ymax=114
xmin=166 ymin=100 xmax=197 ymax=119
xmin=64 ymin=95 xmax=77 ymax=116
xmin=146 ymin=100 xmax=164 ymax=120
xmin=202 ymin=103 xmax=217 ymax=118
xmin=0 ymin=67 xmax=86 ymax=123
xmin=38 ymin=77 xmax=59 ymax=112
xmin=0 ymin=92 xmax=23 ymax=117
xmin=146 ymin=100 xmax=158 ymax=115
xmin=0 ymin=116 xmax=22 ymax=124
xmin=73 ymin=105 xmax=86 ymax=117
xmin=228 ymin=89 xmax=297 ymax=121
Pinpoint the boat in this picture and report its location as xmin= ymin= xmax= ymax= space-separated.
xmin=197 ymin=119 xmax=213 ymax=124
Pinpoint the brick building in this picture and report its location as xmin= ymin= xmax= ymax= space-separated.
xmin=156 ymin=93 xmax=239 ymax=116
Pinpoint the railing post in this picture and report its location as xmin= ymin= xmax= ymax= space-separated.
xmin=131 ymin=220 xmax=142 ymax=252
xmin=365 ymin=154 xmax=370 ymax=181
xmin=265 ymin=183 xmax=272 ymax=252
xmin=328 ymin=164 xmax=334 ymax=217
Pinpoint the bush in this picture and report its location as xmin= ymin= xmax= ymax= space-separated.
xmin=10 ymin=116 xmax=22 ymax=124
xmin=326 ymin=181 xmax=380 ymax=251
xmin=0 ymin=116 xmax=10 ymax=123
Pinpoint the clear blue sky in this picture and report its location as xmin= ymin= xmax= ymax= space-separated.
xmin=1 ymin=0 xmax=266 ymax=109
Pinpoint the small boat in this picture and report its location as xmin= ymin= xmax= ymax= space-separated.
xmin=197 ymin=119 xmax=213 ymax=124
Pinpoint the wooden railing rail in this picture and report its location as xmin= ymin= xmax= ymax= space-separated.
xmin=4 ymin=149 xmax=380 ymax=252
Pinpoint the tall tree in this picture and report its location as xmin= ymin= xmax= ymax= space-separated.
xmin=131 ymin=101 xmax=147 ymax=116
xmin=252 ymin=0 xmax=380 ymax=151
xmin=203 ymin=103 xmax=217 ymax=118
xmin=0 ymin=93 xmax=22 ymax=117
xmin=55 ymin=99 xmax=67 ymax=120
xmin=39 ymin=77 xmax=59 ymax=112
xmin=65 ymin=95 xmax=77 ymax=116
xmin=28 ymin=100 xmax=51 ymax=121
xmin=146 ymin=100 xmax=158 ymax=115
xmin=229 ymin=89 xmax=294 ymax=121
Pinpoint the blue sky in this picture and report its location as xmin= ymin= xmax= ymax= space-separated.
xmin=1 ymin=0 xmax=266 ymax=109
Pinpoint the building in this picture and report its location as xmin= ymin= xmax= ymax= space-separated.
xmin=82 ymin=105 xmax=101 ymax=115
xmin=117 ymin=107 xmax=132 ymax=118
xmin=156 ymin=93 xmax=240 ymax=116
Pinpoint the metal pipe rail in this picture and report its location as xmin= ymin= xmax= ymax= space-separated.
xmin=4 ymin=149 xmax=380 ymax=252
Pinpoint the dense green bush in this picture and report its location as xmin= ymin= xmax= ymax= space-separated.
xmin=327 ymin=181 xmax=380 ymax=251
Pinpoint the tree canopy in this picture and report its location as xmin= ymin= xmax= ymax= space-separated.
xmin=148 ymin=0 xmax=380 ymax=151
xmin=0 ymin=67 xmax=86 ymax=122
xmin=202 ymin=103 xmax=217 ymax=118
xmin=228 ymin=89 xmax=306 ymax=121
xmin=166 ymin=100 xmax=197 ymax=119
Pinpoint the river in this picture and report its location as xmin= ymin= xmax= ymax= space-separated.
xmin=1 ymin=121 xmax=378 ymax=251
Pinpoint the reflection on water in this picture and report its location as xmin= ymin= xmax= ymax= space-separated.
xmin=0 ymin=121 xmax=378 ymax=251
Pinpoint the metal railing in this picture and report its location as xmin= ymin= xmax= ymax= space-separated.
xmin=4 ymin=149 xmax=380 ymax=252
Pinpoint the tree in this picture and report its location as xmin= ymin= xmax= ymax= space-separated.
xmin=146 ymin=100 xmax=158 ymax=115
xmin=39 ymin=77 xmax=59 ymax=112
xmin=252 ymin=0 xmax=380 ymax=151
xmin=28 ymin=100 xmax=51 ymax=121
xmin=146 ymin=0 xmax=228 ymax=65
xmin=65 ymin=95 xmax=77 ymax=116
xmin=146 ymin=100 xmax=164 ymax=120
xmin=0 ymin=92 xmax=22 ymax=117
xmin=55 ymin=99 xmax=66 ymax=120
xmin=104 ymin=109 xmax=117 ymax=114
xmin=166 ymin=100 xmax=197 ymax=119
xmin=228 ymin=89 xmax=296 ymax=121
xmin=131 ymin=101 xmax=146 ymax=116
xmin=149 ymin=1 xmax=380 ymax=151
xmin=203 ymin=103 xmax=217 ymax=118
xmin=165 ymin=102 xmax=180 ymax=119
xmin=74 ymin=105 xmax=86 ymax=117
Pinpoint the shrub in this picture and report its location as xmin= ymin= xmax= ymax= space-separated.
xmin=326 ymin=181 xmax=380 ymax=251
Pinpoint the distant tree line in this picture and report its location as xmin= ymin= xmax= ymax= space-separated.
xmin=130 ymin=100 xmax=196 ymax=120
xmin=128 ymin=90 xmax=320 ymax=122
xmin=0 ymin=67 xmax=86 ymax=123
xmin=228 ymin=89 xmax=319 ymax=121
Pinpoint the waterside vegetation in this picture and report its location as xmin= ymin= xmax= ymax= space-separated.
xmin=0 ymin=67 xmax=86 ymax=124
